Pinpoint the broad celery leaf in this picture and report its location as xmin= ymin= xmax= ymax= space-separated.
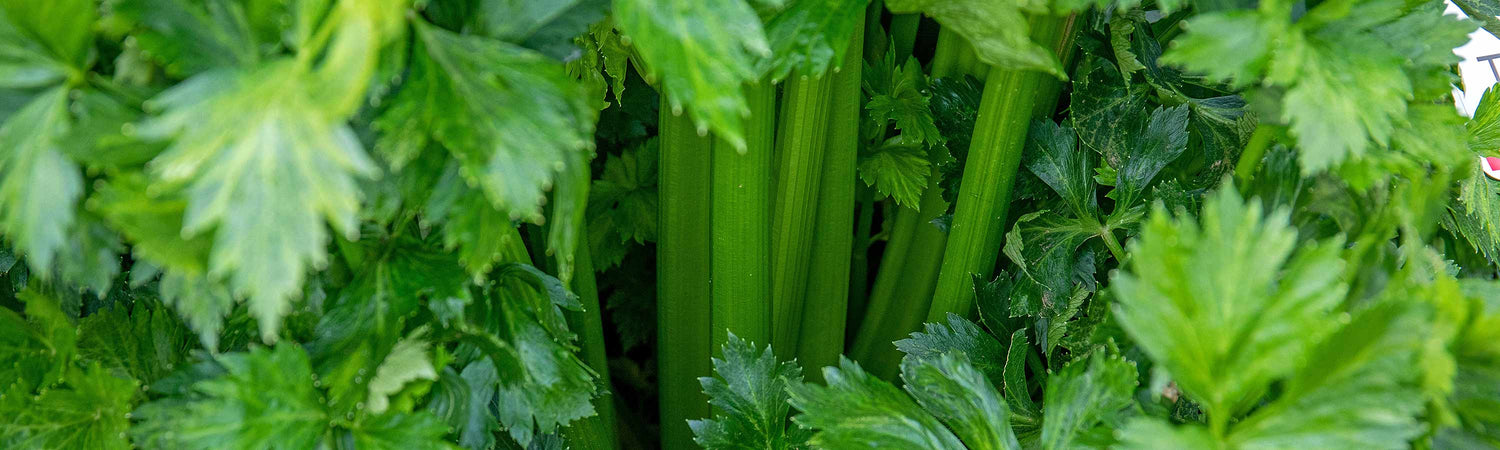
xmin=884 ymin=0 xmax=1064 ymax=78
xmin=788 ymin=357 xmax=966 ymax=449
xmin=1003 ymin=329 xmax=1039 ymax=420
xmin=477 ymin=0 xmax=609 ymax=60
xmin=1157 ymin=12 xmax=1275 ymax=87
xmin=0 ymin=290 xmax=79 ymax=395
xmin=1024 ymin=120 xmax=1095 ymax=218
xmin=159 ymin=271 xmax=236 ymax=351
xmin=858 ymin=141 xmax=931 ymax=208
xmin=56 ymin=215 xmax=124 ymax=297
xmin=0 ymin=5 xmax=80 ymax=88
xmin=1001 ymin=211 xmax=1095 ymax=305
xmin=759 ymin=0 xmax=870 ymax=81
xmin=0 ymin=0 xmax=93 ymax=73
xmin=382 ymin=21 xmax=595 ymax=222
xmin=347 ymin=411 xmax=456 ymax=450
xmin=0 ymin=88 xmax=82 ymax=273
xmin=91 ymin=173 xmax=213 ymax=275
xmin=133 ymin=344 xmax=329 ymax=449
xmin=1040 ymin=349 xmax=1137 ymax=450
xmin=424 ymin=166 xmax=527 ymax=277
xmin=460 ymin=264 xmax=595 ymax=446
xmin=0 ymin=364 xmax=138 ymax=450
xmin=900 ymin=352 xmax=1022 ymax=450
xmin=863 ymin=55 xmax=943 ymax=148
xmin=1225 ymin=301 xmax=1424 ymax=448
xmin=1111 ymin=187 xmax=1347 ymax=421
xmin=1111 ymin=105 xmax=1189 ymax=208
xmin=894 ymin=313 xmax=1007 ymax=383
xmin=310 ymin=233 xmax=470 ymax=416
xmin=108 ymin=0 xmax=264 ymax=77
xmin=78 ymin=299 xmax=194 ymax=384
xmin=379 ymin=21 xmax=594 ymax=281
xmin=366 ymin=329 xmax=439 ymax=414
xmin=612 ymin=0 xmax=769 ymax=151
xmin=688 ymin=333 xmax=810 ymax=449
xmin=1069 ymin=57 xmax=1147 ymax=164
xmin=588 ymin=138 xmax=659 ymax=269
xmin=1163 ymin=1 xmax=1472 ymax=174
xmin=139 ymin=60 xmax=378 ymax=341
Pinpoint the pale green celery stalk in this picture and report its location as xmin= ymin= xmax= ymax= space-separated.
xmin=711 ymin=83 xmax=775 ymax=350
xmin=797 ymin=11 xmax=865 ymax=379
xmin=845 ymin=193 xmax=874 ymax=336
xmin=927 ymin=14 xmax=1078 ymax=322
xmin=656 ymin=107 xmax=714 ymax=450
xmin=849 ymin=28 xmax=968 ymax=379
xmin=769 ymin=75 xmax=835 ymax=351
xmin=561 ymin=227 xmax=619 ymax=450
xmin=888 ymin=13 xmax=920 ymax=61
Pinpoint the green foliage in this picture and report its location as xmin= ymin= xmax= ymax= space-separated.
xmin=688 ymin=333 xmax=810 ymax=449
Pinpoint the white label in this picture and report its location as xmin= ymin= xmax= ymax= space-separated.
xmin=1451 ymin=1 xmax=1500 ymax=116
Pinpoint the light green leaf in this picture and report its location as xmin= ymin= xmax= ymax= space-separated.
xmin=1227 ymin=302 xmax=1424 ymax=448
xmin=613 ymin=0 xmax=768 ymax=151
xmin=0 ymin=0 xmax=93 ymax=70
xmin=348 ymin=411 xmax=457 ymax=450
xmin=759 ymin=0 xmax=869 ymax=80
xmin=894 ymin=313 xmax=1007 ymax=383
xmin=788 ymin=357 xmax=966 ymax=449
xmin=885 ymin=0 xmax=1063 ymax=78
xmin=367 ymin=329 xmax=439 ymax=414
xmin=864 ymin=55 xmax=943 ymax=148
xmin=140 ymin=61 xmax=377 ymax=341
xmin=0 ymin=364 xmax=138 ymax=450
xmin=132 ymin=344 xmax=329 ymax=449
xmin=0 ymin=290 xmax=79 ymax=396
xmin=78 ymin=299 xmax=194 ymax=384
xmin=858 ymin=142 xmax=931 ymax=208
xmin=1115 ymin=419 xmax=1218 ymax=449
xmin=1040 ymin=350 xmax=1137 ymax=450
xmin=381 ymin=22 xmax=595 ymax=224
xmin=108 ymin=0 xmax=262 ymax=77
xmin=159 ymin=271 xmax=236 ymax=351
xmin=900 ymin=352 xmax=1022 ymax=450
xmin=688 ymin=333 xmax=810 ymax=449
xmin=0 ymin=87 xmax=82 ymax=273
xmin=1111 ymin=187 xmax=1346 ymax=421
xmin=1158 ymin=12 xmax=1275 ymax=86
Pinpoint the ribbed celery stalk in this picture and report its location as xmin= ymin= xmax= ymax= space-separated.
xmin=711 ymin=83 xmax=775 ymax=349
xmin=769 ymin=75 xmax=835 ymax=351
xmin=797 ymin=12 xmax=865 ymax=378
xmin=927 ymin=14 xmax=1078 ymax=322
xmin=561 ymin=228 xmax=619 ymax=450
xmin=849 ymin=28 xmax=968 ymax=379
xmin=888 ymin=13 xmax=920 ymax=61
xmin=656 ymin=108 xmax=713 ymax=450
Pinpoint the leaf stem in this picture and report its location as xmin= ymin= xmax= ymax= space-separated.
xmin=797 ymin=12 xmax=866 ymax=379
xmin=1234 ymin=124 xmax=1280 ymax=185
xmin=712 ymin=82 xmax=775 ymax=350
xmin=656 ymin=107 xmax=714 ymax=449
xmin=927 ymin=14 xmax=1078 ymax=323
xmin=770 ymin=74 xmax=835 ymax=351
xmin=561 ymin=226 xmax=619 ymax=450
